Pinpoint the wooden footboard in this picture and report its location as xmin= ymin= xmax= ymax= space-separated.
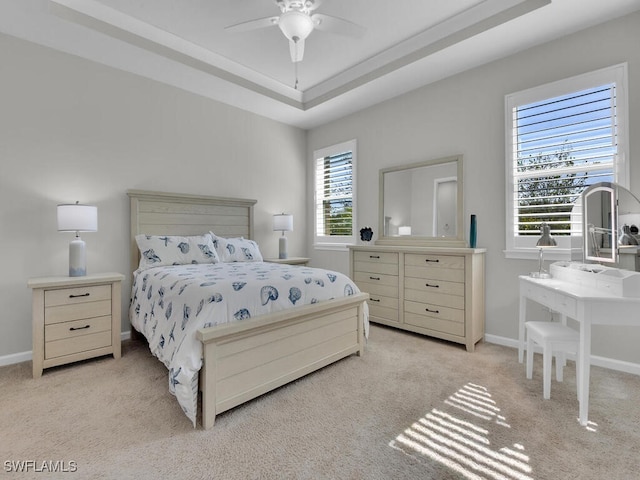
xmin=196 ymin=293 xmax=368 ymax=429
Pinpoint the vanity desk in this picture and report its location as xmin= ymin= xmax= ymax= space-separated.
xmin=519 ymin=261 xmax=640 ymax=426
xmin=350 ymin=245 xmax=485 ymax=351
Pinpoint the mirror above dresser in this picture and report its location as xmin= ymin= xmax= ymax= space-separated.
xmin=376 ymin=155 xmax=465 ymax=247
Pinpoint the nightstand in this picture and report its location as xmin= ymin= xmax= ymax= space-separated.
xmin=264 ymin=257 xmax=310 ymax=266
xmin=28 ymin=272 xmax=125 ymax=378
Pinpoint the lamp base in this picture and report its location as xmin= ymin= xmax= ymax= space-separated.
xmin=69 ymin=237 xmax=87 ymax=277
xmin=279 ymin=235 xmax=288 ymax=259
xmin=530 ymin=271 xmax=552 ymax=279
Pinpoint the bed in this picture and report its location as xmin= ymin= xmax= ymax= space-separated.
xmin=127 ymin=189 xmax=368 ymax=429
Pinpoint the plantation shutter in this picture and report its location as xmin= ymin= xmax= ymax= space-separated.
xmin=315 ymin=150 xmax=353 ymax=237
xmin=513 ymin=84 xmax=617 ymax=236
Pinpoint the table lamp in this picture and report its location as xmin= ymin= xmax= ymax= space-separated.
xmin=273 ymin=213 xmax=293 ymax=259
xmin=531 ymin=222 xmax=556 ymax=279
xmin=57 ymin=202 xmax=98 ymax=276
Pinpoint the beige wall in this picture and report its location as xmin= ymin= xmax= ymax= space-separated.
xmin=307 ymin=12 xmax=640 ymax=364
xmin=0 ymin=33 xmax=307 ymax=359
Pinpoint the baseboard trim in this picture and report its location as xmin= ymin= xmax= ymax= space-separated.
xmin=0 ymin=330 xmax=133 ymax=367
xmin=2 ymin=331 xmax=638 ymax=375
xmin=485 ymin=334 xmax=640 ymax=376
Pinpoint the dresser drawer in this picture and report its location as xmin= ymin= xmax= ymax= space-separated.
xmin=404 ymin=307 xmax=465 ymax=336
xmin=405 ymin=254 xmax=464 ymax=270
xmin=353 ymin=251 xmax=399 ymax=276
xmin=405 ymin=254 xmax=464 ymax=283
xmin=405 ymin=300 xmax=464 ymax=324
xmin=404 ymin=289 xmax=465 ymax=310
xmin=404 ymin=277 xmax=464 ymax=297
xmin=354 ymin=271 xmax=398 ymax=287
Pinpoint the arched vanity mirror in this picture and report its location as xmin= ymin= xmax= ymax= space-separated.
xmin=376 ymin=155 xmax=465 ymax=247
xmin=580 ymin=182 xmax=640 ymax=266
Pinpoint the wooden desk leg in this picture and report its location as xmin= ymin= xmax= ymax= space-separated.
xmin=578 ymin=306 xmax=591 ymax=426
xmin=518 ymin=292 xmax=527 ymax=363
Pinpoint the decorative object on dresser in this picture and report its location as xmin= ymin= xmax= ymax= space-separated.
xmin=469 ymin=214 xmax=477 ymax=248
xmin=359 ymin=226 xmax=373 ymax=242
xmin=349 ymin=245 xmax=485 ymax=352
xmin=57 ymin=201 xmax=98 ymax=277
xmin=531 ymin=222 xmax=557 ymax=279
xmin=28 ymin=272 xmax=124 ymax=378
xmin=273 ymin=213 xmax=293 ymax=259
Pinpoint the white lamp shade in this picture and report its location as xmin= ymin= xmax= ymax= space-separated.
xmin=57 ymin=204 xmax=98 ymax=232
xmin=273 ymin=214 xmax=293 ymax=232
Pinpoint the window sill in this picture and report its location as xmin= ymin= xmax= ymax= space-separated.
xmin=313 ymin=243 xmax=353 ymax=252
xmin=503 ymin=248 xmax=579 ymax=261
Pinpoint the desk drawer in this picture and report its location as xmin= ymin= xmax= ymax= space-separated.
xmin=522 ymin=282 xmax=555 ymax=307
xmin=522 ymin=281 xmax=577 ymax=318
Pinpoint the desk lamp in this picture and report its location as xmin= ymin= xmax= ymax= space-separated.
xmin=531 ymin=222 xmax=556 ymax=279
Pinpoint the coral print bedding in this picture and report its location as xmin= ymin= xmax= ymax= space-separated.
xmin=129 ymin=261 xmax=361 ymax=426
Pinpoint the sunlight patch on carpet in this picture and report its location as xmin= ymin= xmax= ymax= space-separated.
xmin=389 ymin=382 xmax=533 ymax=480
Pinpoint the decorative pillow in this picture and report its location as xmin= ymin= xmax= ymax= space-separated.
xmin=135 ymin=234 xmax=219 ymax=270
xmin=210 ymin=232 xmax=263 ymax=262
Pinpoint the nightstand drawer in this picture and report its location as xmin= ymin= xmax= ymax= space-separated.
xmin=45 ymin=285 xmax=111 ymax=307
xmin=45 ymin=315 xmax=112 ymax=342
xmin=45 ymin=300 xmax=112 ymax=325
xmin=45 ymin=330 xmax=112 ymax=359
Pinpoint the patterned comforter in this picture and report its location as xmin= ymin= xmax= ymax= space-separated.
xmin=129 ymin=262 xmax=363 ymax=426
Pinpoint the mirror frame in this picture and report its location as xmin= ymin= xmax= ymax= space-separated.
xmin=376 ymin=154 xmax=465 ymax=247
xmin=583 ymin=182 xmax=617 ymax=264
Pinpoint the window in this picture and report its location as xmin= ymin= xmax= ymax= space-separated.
xmin=505 ymin=64 xmax=629 ymax=257
xmin=314 ymin=140 xmax=357 ymax=249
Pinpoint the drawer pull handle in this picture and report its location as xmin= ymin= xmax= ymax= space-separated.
xmin=425 ymin=308 xmax=440 ymax=314
xmin=425 ymin=259 xmax=440 ymax=263
xmin=425 ymin=283 xmax=440 ymax=288
xmin=69 ymin=293 xmax=90 ymax=298
xmin=69 ymin=325 xmax=90 ymax=331
xmin=369 ymin=276 xmax=380 ymax=281
xmin=370 ymin=298 xmax=381 ymax=303
xmin=369 ymin=255 xmax=380 ymax=259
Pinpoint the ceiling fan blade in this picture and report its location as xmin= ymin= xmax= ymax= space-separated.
xmin=311 ymin=13 xmax=366 ymax=38
xmin=289 ymin=38 xmax=305 ymax=62
xmin=225 ymin=16 xmax=279 ymax=33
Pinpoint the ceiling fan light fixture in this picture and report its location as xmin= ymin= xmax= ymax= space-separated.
xmin=278 ymin=10 xmax=314 ymax=42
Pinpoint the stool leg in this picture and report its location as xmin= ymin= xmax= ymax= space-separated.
xmin=526 ymin=333 xmax=534 ymax=380
xmin=543 ymin=342 xmax=552 ymax=399
xmin=556 ymin=352 xmax=564 ymax=382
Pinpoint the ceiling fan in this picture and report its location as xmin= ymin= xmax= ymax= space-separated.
xmin=225 ymin=0 xmax=366 ymax=63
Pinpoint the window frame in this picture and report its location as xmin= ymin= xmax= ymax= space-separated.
xmin=504 ymin=63 xmax=629 ymax=259
xmin=313 ymin=139 xmax=357 ymax=251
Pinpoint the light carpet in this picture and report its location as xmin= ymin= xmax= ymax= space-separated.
xmin=1 ymin=325 xmax=639 ymax=480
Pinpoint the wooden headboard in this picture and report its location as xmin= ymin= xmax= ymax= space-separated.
xmin=127 ymin=189 xmax=257 ymax=275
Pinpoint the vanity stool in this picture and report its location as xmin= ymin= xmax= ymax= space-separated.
xmin=525 ymin=321 xmax=580 ymax=400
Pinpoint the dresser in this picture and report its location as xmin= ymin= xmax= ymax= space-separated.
xmin=28 ymin=273 xmax=125 ymax=378
xmin=349 ymin=246 xmax=485 ymax=351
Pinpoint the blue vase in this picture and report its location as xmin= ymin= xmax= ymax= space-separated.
xmin=469 ymin=214 xmax=477 ymax=248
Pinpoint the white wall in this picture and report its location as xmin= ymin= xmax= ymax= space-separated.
xmin=0 ymin=33 xmax=307 ymax=359
xmin=307 ymin=12 xmax=640 ymax=363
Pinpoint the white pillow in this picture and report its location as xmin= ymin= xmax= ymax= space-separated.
xmin=210 ymin=233 xmax=263 ymax=262
xmin=135 ymin=234 xmax=219 ymax=270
